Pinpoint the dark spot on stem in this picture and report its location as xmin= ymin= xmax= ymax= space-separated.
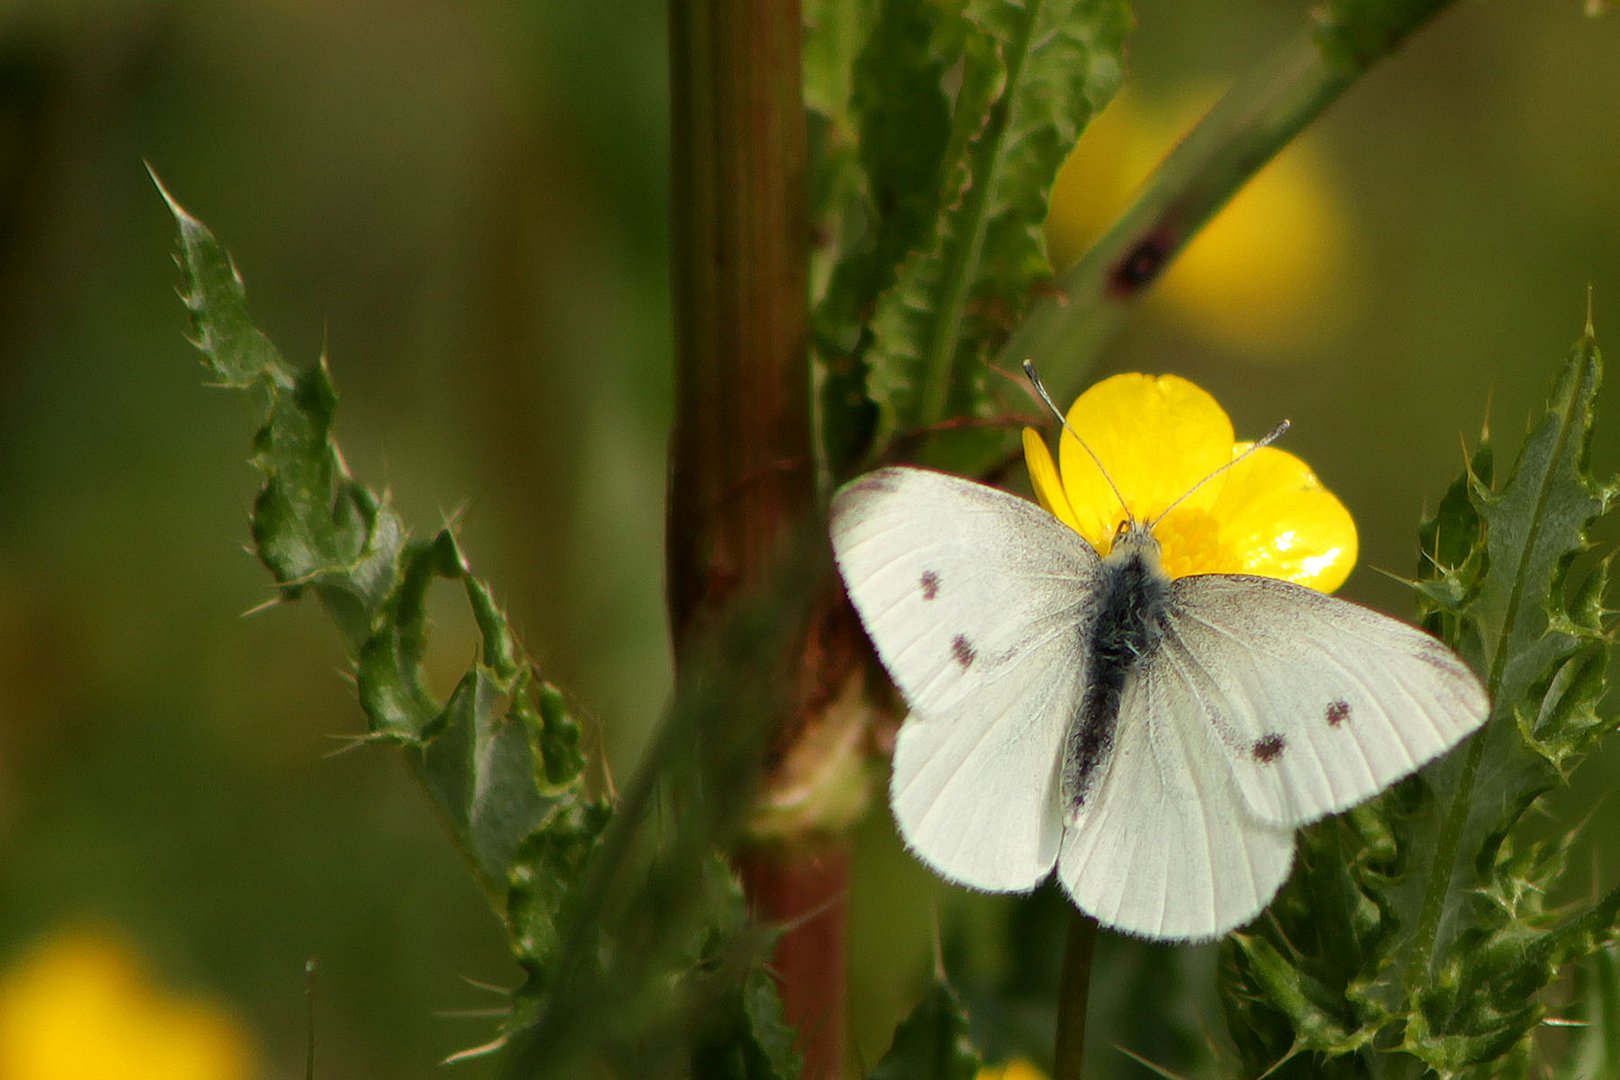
xmin=1107 ymin=230 xmax=1176 ymax=298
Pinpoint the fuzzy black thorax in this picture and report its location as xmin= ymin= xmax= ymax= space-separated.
xmin=1060 ymin=526 xmax=1171 ymax=814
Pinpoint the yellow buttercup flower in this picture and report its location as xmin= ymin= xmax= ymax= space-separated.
xmin=1022 ymin=373 xmax=1356 ymax=593
xmin=0 ymin=927 xmax=258 ymax=1080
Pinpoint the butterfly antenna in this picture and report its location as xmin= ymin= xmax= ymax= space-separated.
xmin=1147 ymin=418 xmax=1290 ymax=530
xmin=1023 ymin=360 xmax=1133 ymax=520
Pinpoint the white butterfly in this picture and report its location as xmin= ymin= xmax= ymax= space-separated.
xmin=830 ymin=421 xmax=1489 ymax=941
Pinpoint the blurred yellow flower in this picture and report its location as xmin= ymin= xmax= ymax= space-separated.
xmin=1046 ymin=87 xmax=1355 ymax=355
xmin=0 ymin=927 xmax=259 ymax=1080
xmin=977 ymin=1060 xmax=1049 ymax=1080
xmin=1023 ymin=372 xmax=1356 ymax=592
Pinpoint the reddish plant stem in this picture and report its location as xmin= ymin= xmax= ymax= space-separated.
xmin=668 ymin=1 xmax=847 ymax=1077
xmin=666 ymin=0 xmax=809 ymax=645
xmin=738 ymin=842 xmax=851 ymax=1078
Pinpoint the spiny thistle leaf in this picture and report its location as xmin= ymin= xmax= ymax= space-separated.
xmin=1222 ymin=321 xmax=1619 ymax=1077
xmin=810 ymin=0 xmax=1129 ymax=474
xmin=160 ymin=168 xmax=286 ymax=394
xmin=684 ymin=965 xmax=804 ymax=1080
xmin=156 ymin=171 xmax=613 ymax=1042
xmin=685 ymin=873 xmax=804 ymax=1080
xmin=870 ymin=979 xmax=982 ymax=1080
xmin=161 ymin=175 xmax=805 ymax=1074
xmin=737 ymin=962 xmax=804 ymax=1080
xmin=502 ymin=549 xmax=817 ymax=1077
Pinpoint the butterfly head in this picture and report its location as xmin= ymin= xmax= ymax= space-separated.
xmin=1106 ymin=516 xmax=1165 ymax=570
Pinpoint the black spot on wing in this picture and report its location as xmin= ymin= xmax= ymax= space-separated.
xmin=1326 ymin=700 xmax=1350 ymax=727
xmin=950 ymin=634 xmax=975 ymax=669
xmin=1252 ymin=733 xmax=1286 ymax=763
xmin=920 ymin=570 xmax=940 ymax=601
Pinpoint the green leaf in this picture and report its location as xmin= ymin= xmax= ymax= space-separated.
xmin=803 ymin=0 xmax=880 ymax=123
xmin=738 ymin=961 xmax=803 ymax=1080
xmin=812 ymin=0 xmax=954 ymax=475
xmin=250 ymin=358 xmax=409 ymax=648
xmin=867 ymin=0 xmax=1127 ymax=441
xmin=504 ymin=800 xmax=615 ymax=979
xmin=814 ymin=0 xmax=1127 ymax=472
xmin=870 ymin=980 xmax=982 ymax=1080
xmin=160 ymin=171 xmax=803 ymax=1080
xmin=687 ymin=924 xmax=804 ymax=1080
xmin=1222 ymin=321 xmax=1620 ymax=1076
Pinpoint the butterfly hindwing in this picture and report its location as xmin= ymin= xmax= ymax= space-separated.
xmin=1057 ymin=657 xmax=1296 ymax=942
xmin=1162 ymin=574 xmax=1490 ymax=827
xmin=831 ymin=467 xmax=1102 ymax=890
xmin=1056 ymin=571 xmax=1486 ymax=940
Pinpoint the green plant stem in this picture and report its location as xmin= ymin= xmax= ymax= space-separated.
xmin=997 ymin=2 xmax=1458 ymax=406
xmin=1054 ymin=910 xmax=1097 ymax=1080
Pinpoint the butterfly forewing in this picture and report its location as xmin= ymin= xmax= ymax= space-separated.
xmin=831 ymin=467 xmax=1101 ymax=890
xmin=1163 ymin=574 xmax=1490 ymax=828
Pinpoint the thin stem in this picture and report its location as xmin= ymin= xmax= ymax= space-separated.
xmin=1054 ymin=909 xmax=1098 ymax=1080
xmin=304 ymin=960 xmax=317 ymax=1080
xmin=997 ymin=2 xmax=1460 ymax=407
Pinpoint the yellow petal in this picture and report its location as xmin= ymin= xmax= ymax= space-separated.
xmin=1201 ymin=445 xmax=1358 ymax=592
xmin=1058 ymin=373 xmax=1234 ymax=549
xmin=1022 ymin=427 xmax=1084 ymax=535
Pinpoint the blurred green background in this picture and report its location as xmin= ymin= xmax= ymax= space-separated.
xmin=0 ymin=1 xmax=1615 ymax=1076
